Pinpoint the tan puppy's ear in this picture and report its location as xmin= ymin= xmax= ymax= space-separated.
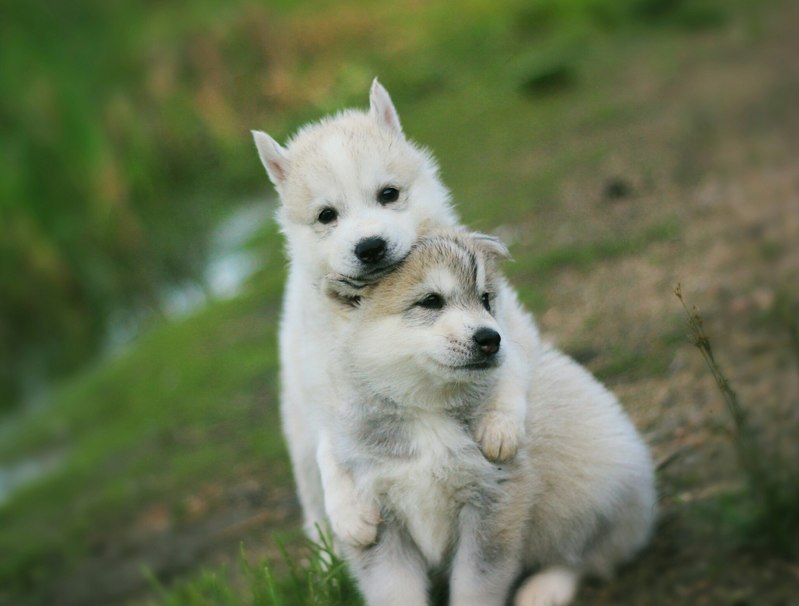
xmin=252 ymin=130 xmax=289 ymax=187
xmin=469 ymin=232 xmax=512 ymax=262
xmin=369 ymin=78 xmax=403 ymax=135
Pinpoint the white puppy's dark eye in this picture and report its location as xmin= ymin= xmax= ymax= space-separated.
xmin=318 ymin=207 xmax=338 ymax=224
xmin=481 ymin=293 xmax=491 ymax=312
xmin=377 ymin=186 xmax=400 ymax=204
xmin=417 ymin=293 xmax=445 ymax=310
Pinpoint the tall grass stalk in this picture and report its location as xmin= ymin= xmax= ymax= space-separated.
xmin=674 ymin=284 xmax=799 ymax=557
xmin=674 ymin=285 xmax=759 ymax=479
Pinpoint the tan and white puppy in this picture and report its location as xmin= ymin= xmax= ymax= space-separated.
xmin=252 ymin=81 xmax=535 ymax=545
xmin=323 ymin=230 xmax=656 ymax=606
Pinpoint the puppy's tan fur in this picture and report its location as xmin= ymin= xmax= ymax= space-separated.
xmin=322 ymin=229 xmax=656 ymax=606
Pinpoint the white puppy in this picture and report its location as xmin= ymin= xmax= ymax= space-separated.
xmin=252 ymin=81 xmax=535 ymax=545
xmin=322 ymin=229 xmax=656 ymax=606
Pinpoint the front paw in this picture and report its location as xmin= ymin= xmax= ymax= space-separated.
xmin=475 ymin=410 xmax=525 ymax=462
xmin=327 ymin=494 xmax=381 ymax=548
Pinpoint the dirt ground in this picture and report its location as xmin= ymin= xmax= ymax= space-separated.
xmin=42 ymin=4 xmax=799 ymax=605
xmin=553 ymin=6 xmax=799 ymax=604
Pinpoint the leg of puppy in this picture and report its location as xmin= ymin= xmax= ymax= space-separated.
xmin=513 ymin=567 xmax=580 ymax=606
xmin=281 ymin=394 xmax=327 ymax=537
xmin=580 ymin=480 xmax=657 ymax=579
xmin=474 ymin=342 xmax=528 ymax=462
xmin=449 ymin=503 xmax=524 ymax=606
xmin=474 ymin=283 xmax=538 ymax=462
xmin=346 ymin=525 xmax=429 ymax=606
xmin=316 ymin=431 xmax=380 ymax=547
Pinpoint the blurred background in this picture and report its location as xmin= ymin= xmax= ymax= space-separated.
xmin=1 ymin=0 xmax=797 ymax=604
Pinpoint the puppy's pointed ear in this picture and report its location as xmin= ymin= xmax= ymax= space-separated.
xmin=252 ymin=130 xmax=289 ymax=187
xmin=369 ymin=78 xmax=402 ymax=135
xmin=470 ymin=232 xmax=511 ymax=262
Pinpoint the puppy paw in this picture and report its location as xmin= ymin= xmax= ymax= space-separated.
xmin=327 ymin=493 xmax=381 ymax=548
xmin=514 ymin=567 xmax=579 ymax=606
xmin=475 ymin=410 xmax=524 ymax=462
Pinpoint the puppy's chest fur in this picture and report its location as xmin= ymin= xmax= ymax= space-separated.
xmin=345 ymin=405 xmax=500 ymax=566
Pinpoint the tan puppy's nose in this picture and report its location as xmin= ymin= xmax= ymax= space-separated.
xmin=473 ymin=328 xmax=500 ymax=356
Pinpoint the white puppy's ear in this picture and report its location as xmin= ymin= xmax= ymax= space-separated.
xmin=252 ymin=130 xmax=289 ymax=187
xmin=470 ymin=232 xmax=512 ymax=261
xmin=369 ymin=78 xmax=402 ymax=135
xmin=324 ymin=275 xmax=374 ymax=310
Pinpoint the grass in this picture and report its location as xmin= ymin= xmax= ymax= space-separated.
xmin=3 ymin=0 xmax=735 ymax=406
xmin=772 ymin=291 xmax=799 ymax=363
xmin=675 ymin=285 xmax=799 ymax=558
xmin=525 ymin=219 xmax=680 ymax=276
xmin=146 ymin=534 xmax=363 ymax=606
xmin=0 ymin=266 xmax=288 ymax=597
xmin=0 ymin=0 xmax=778 ymax=603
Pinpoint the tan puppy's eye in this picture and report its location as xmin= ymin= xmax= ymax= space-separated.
xmin=481 ymin=293 xmax=491 ymax=312
xmin=417 ymin=293 xmax=444 ymax=310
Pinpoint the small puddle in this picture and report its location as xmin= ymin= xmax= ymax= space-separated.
xmin=1 ymin=199 xmax=272 ymax=507
xmin=0 ymin=450 xmax=64 ymax=506
xmin=165 ymin=200 xmax=272 ymax=317
xmin=107 ymin=199 xmax=272 ymax=349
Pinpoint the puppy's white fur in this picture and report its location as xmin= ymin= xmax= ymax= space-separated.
xmin=253 ymin=81 xmax=533 ymax=544
xmin=323 ymin=231 xmax=656 ymax=606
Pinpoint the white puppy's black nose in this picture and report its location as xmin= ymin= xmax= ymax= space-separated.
xmin=355 ymin=237 xmax=387 ymax=264
xmin=473 ymin=327 xmax=501 ymax=356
